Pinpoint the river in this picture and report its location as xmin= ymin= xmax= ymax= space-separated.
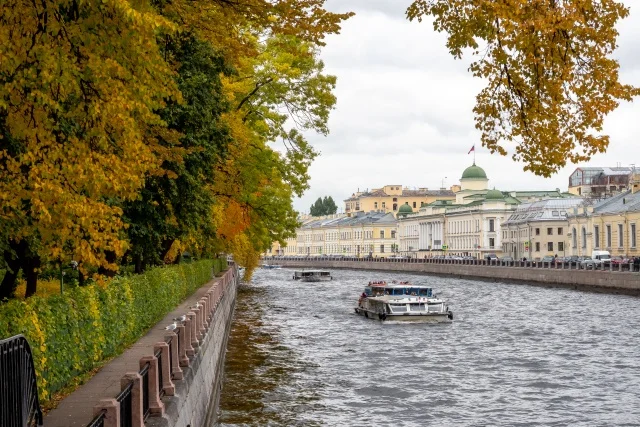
xmin=217 ymin=268 xmax=640 ymax=426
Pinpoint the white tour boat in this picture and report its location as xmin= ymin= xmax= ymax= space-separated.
xmin=261 ymin=264 xmax=282 ymax=269
xmin=292 ymin=270 xmax=332 ymax=282
xmin=354 ymin=281 xmax=453 ymax=323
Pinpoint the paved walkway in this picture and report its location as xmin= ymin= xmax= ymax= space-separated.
xmin=44 ymin=276 xmax=222 ymax=427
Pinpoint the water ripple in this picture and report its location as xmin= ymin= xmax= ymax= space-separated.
xmin=217 ymin=269 xmax=640 ymax=426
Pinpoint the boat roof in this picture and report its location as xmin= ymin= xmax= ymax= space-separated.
xmin=367 ymin=283 xmax=430 ymax=289
xmin=295 ymin=270 xmax=330 ymax=273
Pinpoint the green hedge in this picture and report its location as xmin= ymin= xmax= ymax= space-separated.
xmin=0 ymin=258 xmax=227 ymax=402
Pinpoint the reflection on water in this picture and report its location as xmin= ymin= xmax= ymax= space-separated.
xmin=217 ymin=269 xmax=640 ymax=426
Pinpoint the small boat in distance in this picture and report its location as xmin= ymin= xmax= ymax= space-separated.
xmin=261 ymin=264 xmax=282 ymax=269
xmin=293 ymin=270 xmax=332 ymax=282
xmin=355 ymin=281 xmax=453 ymax=323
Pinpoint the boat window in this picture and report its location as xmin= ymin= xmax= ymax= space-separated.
xmin=389 ymin=304 xmax=407 ymax=312
xmin=409 ymin=304 xmax=425 ymax=312
xmin=418 ymin=289 xmax=432 ymax=297
xmin=364 ymin=287 xmax=372 ymax=296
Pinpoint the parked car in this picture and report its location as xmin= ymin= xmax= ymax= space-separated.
xmin=485 ymin=253 xmax=498 ymax=262
xmin=580 ymin=256 xmax=595 ymax=269
xmin=541 ymin=255 xmax=555 ymax=263
xmin=610 ymin=256 xmax=629 ymax=265
xmin=500 ymin=256 xmax=514 ymax=262
xmin=591 ymin=250 xmax=612 ymax=269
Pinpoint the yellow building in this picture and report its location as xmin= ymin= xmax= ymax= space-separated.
xmin=501 ymin=199 xmax=583 ymax=260
xmin=567 ymin=187 xmax=640 ymax=258
xmin=344 ymin=185 xmax=457 ymax=217
xmin=272 ymin=212 xmax=399 ymax=258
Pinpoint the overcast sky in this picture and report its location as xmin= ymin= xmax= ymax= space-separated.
xmin=291 ymin=0 xmax=640 ymax=213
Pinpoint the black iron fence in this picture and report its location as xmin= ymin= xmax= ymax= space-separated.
xmin=86 ymin=410 xmax=106 ymax=427
xmin=116 ymin=382 xmax=133 ymax=427
xmin=265 ymin=255 xmax=640 ymax=272
xmin=0 ymin=334 xmax=43 ymax=427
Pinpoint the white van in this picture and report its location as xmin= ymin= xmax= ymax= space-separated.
xmin=591 ymin=250 xmax=611 ymax=269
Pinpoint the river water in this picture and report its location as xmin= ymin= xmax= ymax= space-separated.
xmin=217 ymin=268 xmax=640 ymax=426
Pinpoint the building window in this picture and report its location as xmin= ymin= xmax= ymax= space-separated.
xmin=355 ymin=202 xmax=360 ymax=210
xmin=374 ymin=202 xmax=378 ymax=209
xmin=536 ymin=228 xmax=540 ymax=236
xmin=393 ymin=198 xmax=397 ymax=202
xmin=618 ymin=223 xmax=624 ymax=248
xmin=489 ymin=238 xmax=495 ymax=248
xmin=547 ymin=228 xmax=553 ymax=235
xmin=391 ymin=230 xmax=396 ymax=238
xmin=594 ymin=225 xmax=600 ymax=248
xmin=558 ymin=228 xmax=563 ymax=235
xmin=535 ymin=242 xmax=540 ymax=252
xmin=548 ymin=242 xmax=553 ymax=251
xmin=380 ymin=244 xmax=385 ymax=253
xmin=558 ymin=242 xmax=564 ymax=252
xmin=393 ymin=203 xmax=398 ymax=211
xmin=581 ymin=227 xmax=586 ymax=248
xmin=413 ymin=201 xmax=416 ymax=208
xmin=632 ymin=224 xmax=637 ymax=247
xmin=606 ymin=225 xmax=611 ymax=248
xmin=380 ymin=230 xmax=384 ymax=238
xmin=572 ymin=227 xmax=577 ymax=248
xmin=382 ymin=202 xmax=386 ymax=209
xmin=489 ymin=219 xmax=495 ymax=232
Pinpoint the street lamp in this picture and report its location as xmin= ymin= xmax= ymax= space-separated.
xmin=60 ymin=260 xmax=79 ymax=294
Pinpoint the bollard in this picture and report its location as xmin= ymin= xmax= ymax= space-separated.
xmin=139 ymin=356 xmax=164 ymax=416
xmin=121 ymin=372 xmax=144 ymax=427
xmin=93 ymin=399 xmax=119 ymax=427
xmin=165 ymin=332 xmax=184 ymax=379
xmin=154 ymin=342 xmax=176 ymax=395
xmin=187 ymin=312 xmax=200 ymax=348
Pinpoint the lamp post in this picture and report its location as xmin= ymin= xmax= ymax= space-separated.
xmin=60 ymin=260 xmax=79 ymax=294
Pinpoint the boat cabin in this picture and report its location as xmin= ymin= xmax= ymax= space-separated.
xmin=363 ymin=282 xmax=433 ymax=298
xmin=293 ymin=270 xmax=332 ymax=281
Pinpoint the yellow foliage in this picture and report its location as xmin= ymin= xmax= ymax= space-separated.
xmin=407 ymin=0 xmax=639 ymax=176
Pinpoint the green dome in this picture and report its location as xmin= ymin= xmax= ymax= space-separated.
xmin=461 ymin=163 xmax=487 ymax=180
xmin=485 ymin=189 xmax=504 ymax=200
xmin=398 ymin=203 xmax=413 ymax=214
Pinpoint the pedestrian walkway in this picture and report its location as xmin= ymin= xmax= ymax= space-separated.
xmin=44 ymin=276 xmax=222 ymax=427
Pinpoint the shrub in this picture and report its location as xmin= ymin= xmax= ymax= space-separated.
xmin=0 ymin=258 xmax=226 ymax=403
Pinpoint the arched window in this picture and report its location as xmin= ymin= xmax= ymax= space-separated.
xmin=581 ymin=227 xmax=586 ymax=248
xmin=572 ymin=227 xmax=577 ymax=248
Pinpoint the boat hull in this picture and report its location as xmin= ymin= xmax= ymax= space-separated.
xmin=299 ymin=277 xmax=332 ymax=282
xmin=354 ymin=307 xmax=452 ymax=323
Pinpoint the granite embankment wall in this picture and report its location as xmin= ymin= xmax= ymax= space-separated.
xmin=148 ymin=266 xmax=238 ymax=427
xmin=276 ymin=259 xmax=640 ymax=295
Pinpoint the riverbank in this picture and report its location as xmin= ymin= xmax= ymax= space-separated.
xmin=272 ymin=259 xmax=640 ymax=296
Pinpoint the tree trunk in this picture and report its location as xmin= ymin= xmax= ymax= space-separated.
xmin=98 ymin=250 xmax=118 ymax=277
xmin=134 ymin=254 xmax=143 ymax=274
xmin=78 ymin=269 xmax=86 ymax=287
xmin=23 ymin=253 xmax=41 ymax=298
xmin=0 ymin=249 xmax=21 ymax=300
xmin=173 ymin=252 xmax=182 ymax=265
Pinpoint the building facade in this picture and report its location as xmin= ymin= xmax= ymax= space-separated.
xmin=567 ymin=166 xmax=635 ymax=197
xmin=273 ymin=211 xmax=399 ymax=258
xmin=344 ymin=185 xmax=457 ymax=217
xmin=567 ymin=187 xmax=640 ymax=258
xmin=501 ymin=198 xmax=583 ymax=260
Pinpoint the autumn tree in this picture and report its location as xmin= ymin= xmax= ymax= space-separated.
xmin=407 ymin=0 xmax=639 ymax=176
xmin=123 ymin=34 xmax=232 ymax=273
xmin=0 ymin=0 xmax=179 ymax=298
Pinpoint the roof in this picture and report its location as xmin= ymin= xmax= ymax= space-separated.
xmin=300 ymin=211 xmax=398 ymax=229
xmin=592 ymin=190 xmax=640 ymax=214
xmin=503 ymin=198 xmax=584 ymax=224
xmin=345 ymin=188 xmax=455 ymax=201
xmin=461 ymin=163 xmax=487 ymax=180
xmin=398 ymin=204 xmax=413 ymax=214
xmin=485 ymin=189 xmax=504 ymax=200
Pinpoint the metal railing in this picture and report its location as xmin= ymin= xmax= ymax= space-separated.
xmin=86 ymin=410 xmax=106 ymax=427
xmin=265 ymin=255 xmax=640 ymax=272
xmin=139 ymin=363 xmax=150 ymax=420
xmin=116 ymin=382 xmax=133 ymax=427
xmin=154 ymin=347 xmax=164 ymax=397
xmin=0 ymin=334 xmax=44 ymax=427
